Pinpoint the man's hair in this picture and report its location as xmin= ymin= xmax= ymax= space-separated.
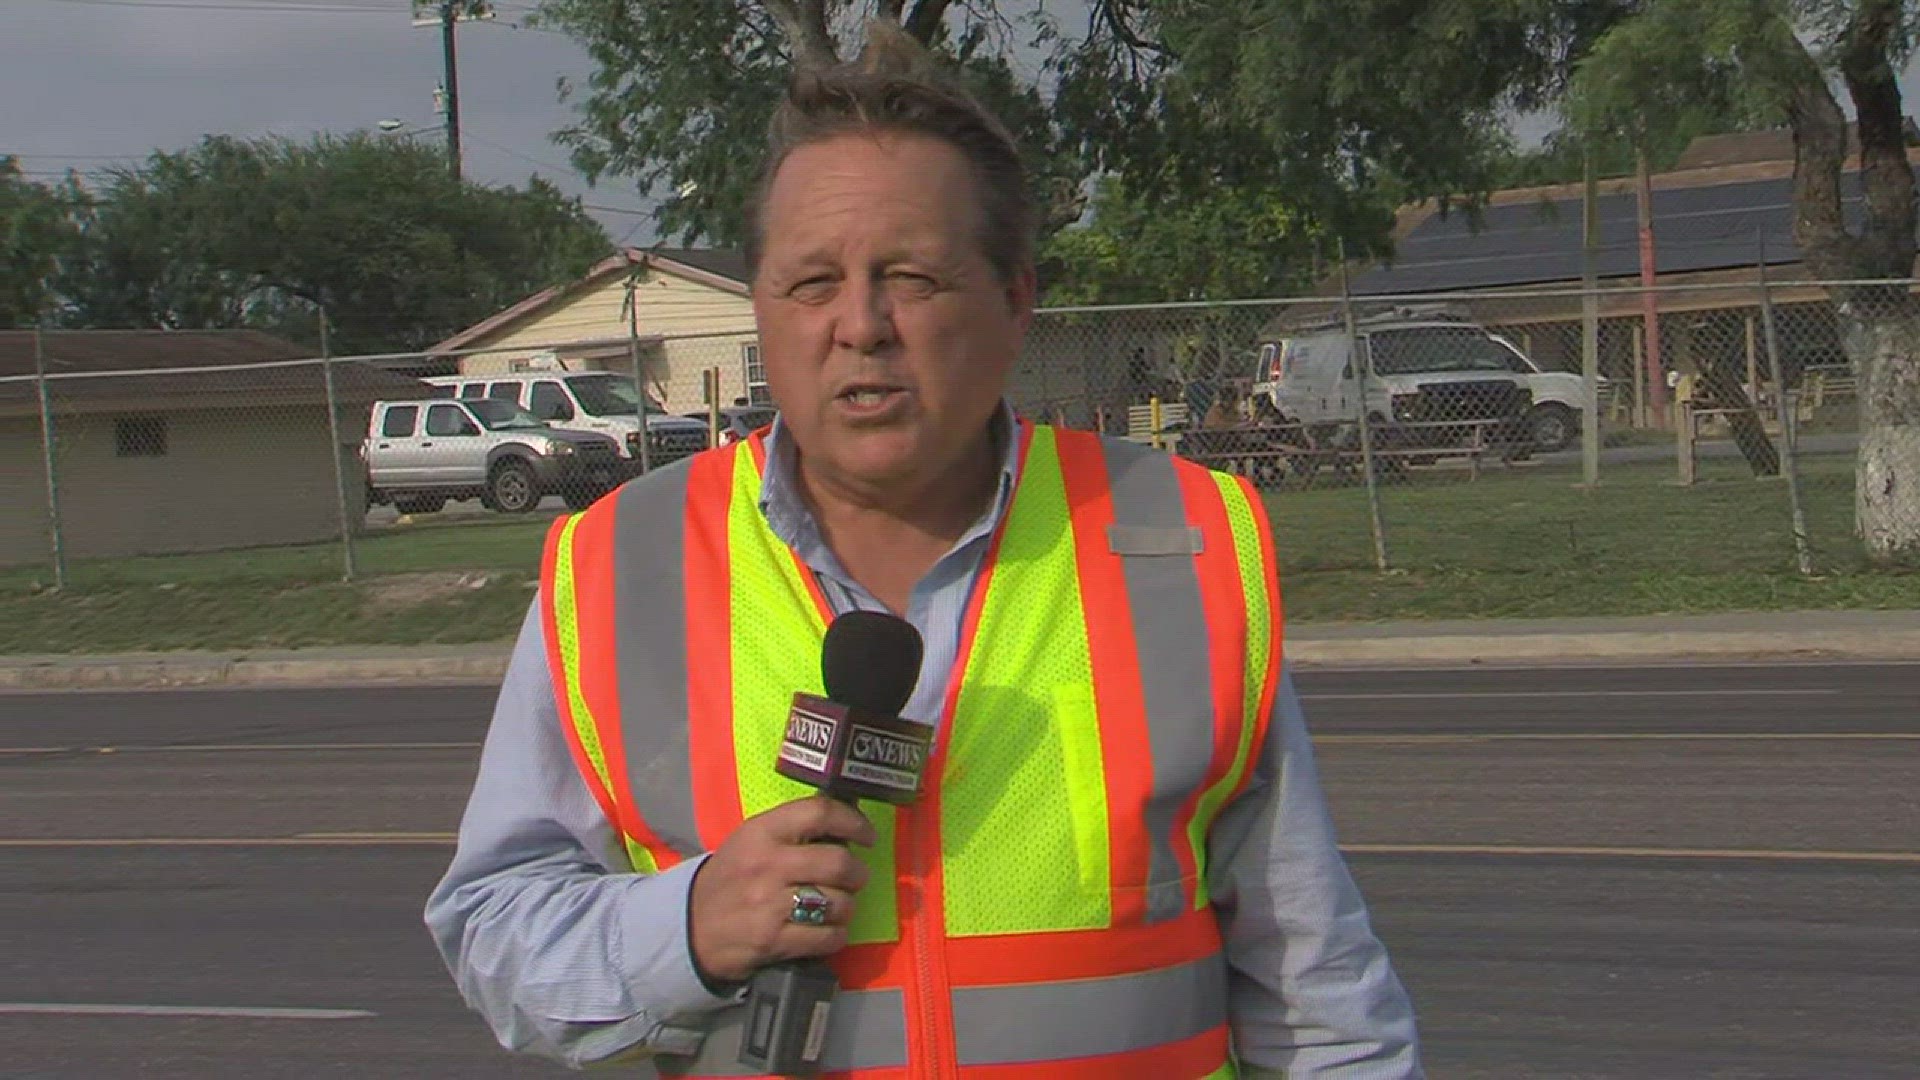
xmin=744 ymin=19 xmax=1035 ymax=283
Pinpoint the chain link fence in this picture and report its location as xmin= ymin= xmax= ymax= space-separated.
xmin=4 ymin=278 xmax=1915 ymax=609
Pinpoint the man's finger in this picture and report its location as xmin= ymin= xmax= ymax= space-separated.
xmin=772 ymin=883 xmax=857 ymax=930
xmin=765 ymin=795 xmax=877 ymax=848
xmin=780 ymin=843 xmax=872 ymax=895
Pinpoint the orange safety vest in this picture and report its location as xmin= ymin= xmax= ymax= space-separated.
xmin=540 ymin=420 xmax=1284 ymax=1079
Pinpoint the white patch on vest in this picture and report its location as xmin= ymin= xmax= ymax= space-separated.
xmin=802 ymin=1000 xmax=832 ymax=1063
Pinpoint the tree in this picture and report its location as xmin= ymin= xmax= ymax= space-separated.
xmin=1570 ymin=0 xmax=1920 ymax=563
xmin=532 ymin=0 xmax=1201 ymax=247
xmin=1039 ymin=176 xmax=1322 ymax=307
xmin=60 ymin=133 xmax=611 ymax=354
xmin=0 ymin=158 xmax=87 ymax=328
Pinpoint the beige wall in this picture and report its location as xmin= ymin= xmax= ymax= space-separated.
xmin=459 ymin=267 xmax=758 ymax=376
xmin=0 ymin=420 xmax=52 ymax=569
xmin=655 ymin=333 xmax=763 ymax=416
xmin=0 ymin=406 xmax=369 ymax=567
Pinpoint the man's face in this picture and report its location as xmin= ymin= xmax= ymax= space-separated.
xmin=751 ymin=131 xmax=1035 ymax=493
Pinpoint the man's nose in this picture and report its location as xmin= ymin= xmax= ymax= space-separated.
xmin=832 ymin=277 xmax=895 ymax=353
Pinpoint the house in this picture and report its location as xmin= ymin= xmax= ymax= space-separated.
xmin=0 ymin=329 xmax=428 ymax=567
xmin=426 ymin=248 xmax=765 ymax=416
xmin=1289 ymin=129 xmax=1920 ymax=414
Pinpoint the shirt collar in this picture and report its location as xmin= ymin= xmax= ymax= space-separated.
xmin=757 ymin=400 xmax=1024 ymax=562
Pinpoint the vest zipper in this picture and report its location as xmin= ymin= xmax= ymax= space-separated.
xmin=907 ymin=768 xmax=956 ymax=1079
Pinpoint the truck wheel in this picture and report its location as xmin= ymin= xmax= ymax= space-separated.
xmin=1529 ymin=404 xmax=1577 ymax=452
xmin=488 ymin=459 xmax=539 ymax=514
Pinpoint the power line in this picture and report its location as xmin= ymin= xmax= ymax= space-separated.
xmin=31 ymin=0 xmax=400 ymax=12
xmin=461 ymin=129 xmax=574 ymax=175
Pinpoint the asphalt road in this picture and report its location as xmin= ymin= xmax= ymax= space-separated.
xmin=4 ymin=662 xmax=1917 ymax=1078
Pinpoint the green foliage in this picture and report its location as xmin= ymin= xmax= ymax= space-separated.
xmin=1038 ymin=176 xmax=1321 ymax=306
xmin=1130 ymin=0 xmax=1593 ymax=258
xmin=0 ymin=158 xmax=88 ymax=329
xmin=532 ymin=1 xmax=1138 ymax=247
xmin=59 ymin=133 xmax=611 ymax=354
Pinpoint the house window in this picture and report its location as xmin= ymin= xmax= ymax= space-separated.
xmin=742 ymin=342 xmax=771 ymax=406
xmin=115 ymin=415 xmax=168 ymax=457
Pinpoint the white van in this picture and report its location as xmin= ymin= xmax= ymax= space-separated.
xmin=1251 ymin=313 xmax=1536 ymax=455
xmin=423 ymin=372 xmax=712 ymax=466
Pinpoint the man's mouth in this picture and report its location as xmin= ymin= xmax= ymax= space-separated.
xmin=837 ymin=383 xmax=907 ymax=409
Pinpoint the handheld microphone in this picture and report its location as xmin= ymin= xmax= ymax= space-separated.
xmin=737 ymin=611 xmax=929 ymax=1076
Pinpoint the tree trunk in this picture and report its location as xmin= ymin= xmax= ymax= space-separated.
xmin=1839 ymin=292 xmax=1920 ymax=561
xmin=1776 ymin=9 xmax=1920 ymax=564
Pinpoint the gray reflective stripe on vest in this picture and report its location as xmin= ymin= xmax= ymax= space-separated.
xmin=654 ymin=988 xmax=908 ymax=1075
xmin=953 ymin=952 xmax=1228 ymax=1065
xmin=611 ymin=460 xmax=701 ymax=856
xmin=1101 ymin=439 xmax=1217 ymax=924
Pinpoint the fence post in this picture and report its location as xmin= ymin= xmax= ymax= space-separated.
xmin=1676 ymin=401 xmax=1695 ymax=486
xmin=706 ymin=367 xmax=722 ymax=448
xmin=1337 ymin=238 xmax=1390 ymax=572
xmin=1580 ymin=150 xmax=1602 ymax=487
xmin=32 ymin=327 xmax=68 ymax=590
xmin=318 ymin=309 xmax=357 ymax=582
xmin=1754 ymin=244 xmax=1814 ymax=576
xmin=625 ymin=278 xmax=654 ymax=474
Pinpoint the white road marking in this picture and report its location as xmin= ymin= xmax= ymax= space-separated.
xmin=1344 ymin=843 xmax=1920 ymax=865
xmin=1302 ymin=688 xmax=1840 ymax=700
xmin=0 ymin=742 xmax=478 ymax=755
xmin=0 ymin=835 xmax=455 ymax=847
xmin=0 ymin=1003 xmax=375 ymax=1020
xmin=1317 ymin=732 xmax=1920 ymax=744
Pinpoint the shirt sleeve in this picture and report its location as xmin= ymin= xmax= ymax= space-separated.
xmin=423 ymin=597 xmax=742 ymax=1070
xmin=1206 ymin=662 xmax=1426 ymax=1079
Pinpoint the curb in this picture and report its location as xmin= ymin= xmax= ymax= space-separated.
xmin=5 ymin=627 xmax=1918 ymax=690
xmin=0 ymin=652 xmax=513 ymax=691
xmin=1286 ymin=628 xmax=1920 ymax=668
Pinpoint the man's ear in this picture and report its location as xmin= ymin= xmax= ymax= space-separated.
xmin=1005 ymin=263 xmax=1038 ymax=332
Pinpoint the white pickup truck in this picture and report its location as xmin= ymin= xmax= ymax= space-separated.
xmin=362 ymin=398 xmax=626 ymax=515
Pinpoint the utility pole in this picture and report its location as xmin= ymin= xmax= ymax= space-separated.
xmin=412 ymin=2 xmax=493 ymax=181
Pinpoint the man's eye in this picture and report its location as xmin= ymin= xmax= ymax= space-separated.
xmin=789 ymin=277 xmax=835 ymax=299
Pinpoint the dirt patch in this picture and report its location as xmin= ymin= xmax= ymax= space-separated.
xmin=360 ymin=571 xmax=503 ymax=614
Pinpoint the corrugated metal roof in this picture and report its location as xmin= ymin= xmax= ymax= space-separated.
xmin=1350 ymin=173 xmax=1874 ymax=295
xmin=0 ymin=329 xmax=306 ymax=378
xmin=0 ymin=329 xmax=429 ymax=417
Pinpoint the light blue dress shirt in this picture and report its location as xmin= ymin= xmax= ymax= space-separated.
xmin=425 ymin=407 xmax=1424 ymax=1077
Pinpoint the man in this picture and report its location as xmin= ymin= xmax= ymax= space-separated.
xmin=426 ymin=19 xmax=1421 ymax=1078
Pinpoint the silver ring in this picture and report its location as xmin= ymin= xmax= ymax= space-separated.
xmin=788 ymin=885 xmax=831 ymax=926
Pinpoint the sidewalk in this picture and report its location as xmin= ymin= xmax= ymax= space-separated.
xmin=4 ymin=609 xmax=1917 ymax=690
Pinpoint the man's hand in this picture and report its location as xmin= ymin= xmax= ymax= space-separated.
xmin=688 ymin=796 xmax=877 ymax=984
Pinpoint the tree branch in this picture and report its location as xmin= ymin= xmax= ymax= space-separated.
xmin=760 ymin=0 xmax=837 ymax=68
xmin=1094 ymin=0 xmax=1174 ymax=60
xmin=903 ymin=0 xmax=952 ymax=43
xmin=1838 ymin=0 xmax=1916 ymax=275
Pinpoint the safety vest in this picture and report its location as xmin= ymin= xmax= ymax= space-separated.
xmin=540 ymin=420 xmax=1283 ymax=1079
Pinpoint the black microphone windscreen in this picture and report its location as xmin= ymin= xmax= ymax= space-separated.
xmin=821 ymin=610 xmax=923 ymax=717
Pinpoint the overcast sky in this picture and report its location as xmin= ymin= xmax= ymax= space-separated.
xmin=11 ymin=0 xmax=1920 ymax=252
xmin=6 ymin=0 xmax=667 ymax=244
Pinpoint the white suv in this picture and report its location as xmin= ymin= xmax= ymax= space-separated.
xmin=424 ymin=372 xmax=711 ymax=466
xmin=363 ymin=398 xmax=625 ymax=515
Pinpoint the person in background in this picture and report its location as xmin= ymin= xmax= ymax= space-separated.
xmin=426 ymin=18 xmax=1422 ymax=1078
